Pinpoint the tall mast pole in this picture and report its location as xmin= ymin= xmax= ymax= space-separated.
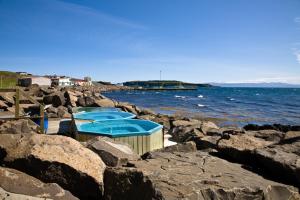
xmin=160 ymin=70 xmax=162 ymax=81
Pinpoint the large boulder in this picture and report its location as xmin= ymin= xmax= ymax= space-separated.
xmin=43 ymin=95 xmax=54 ymax=105
xmin=0 ymin=100 xmax=8 ymax=110
xmin=52 ymin=92 xmax=66 ymax=107
xmin=171 ymin=119 xmax=201 ymax=127
xmin=152 ymin=115 xmax=171 ymax=130
xmin=217 ymin=134 xmax=273 ymax=163
xmin=40 ymin=86 xmax=55 ymax=95
xmin=254 ymin=139 xmax=300 ymax=187
xmin=116 ymin=102 xmax=139 ymax=115
xmin=43 ymin=92 xmax=66 ymax=107
xmin=57 ymin=106 xmax=71 ymax=118
xmin=200 ymin=121 xmax=220 ymax=135
xmin=65 ymin=90 xmax=78 ymax=107
xmin=86 ymin=137 xmax=139 ymax=167
xmin=77 ymin=96 xmax=95 ymax=107
xmin=246 ymin=130 xmax=285 ymax=142
xmin=0 ymin=119 xmax=38 ymax=134
xmin=0 ymin=134 xmax=106 ymax=200
xmin=104 ymin=151 xmax=299 ymax=200
xmin=0 ymin=167 xmax=77 ymax=200
xmin=169 ymin=125 xmax=204 ymax=143
xmin=94 ymin=98 xmax=115 ymax=107
xmin=25 ymin=84 xmax=43 ymax=97
xmin=142 ymin=141 xmax=197 ymax=159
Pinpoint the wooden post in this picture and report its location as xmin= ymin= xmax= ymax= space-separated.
xmin=15 ymin=88 xmax=20 ymax=118
xmin=40 ymin=104 xmax=45 ymax=134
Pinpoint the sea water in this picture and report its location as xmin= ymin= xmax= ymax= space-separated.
xmin=104 ymin=87 xmax=300 ymax=127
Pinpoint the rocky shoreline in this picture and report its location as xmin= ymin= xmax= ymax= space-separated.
xmin=0 ymin=85 xmax=299 ymax=199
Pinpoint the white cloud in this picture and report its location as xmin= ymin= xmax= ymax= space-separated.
xmin=295 ymin=51 xmax=300 ymax=64
xmin=293 ymin=17 xmax=300 ymax=64
xmin=295 ymin=17 xmax=300 ymax=23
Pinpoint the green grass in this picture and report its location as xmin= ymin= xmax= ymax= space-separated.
xmin=0 ymin=71 xmax=20 ymax=88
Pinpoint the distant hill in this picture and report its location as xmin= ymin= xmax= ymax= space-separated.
xmin=211 ymin=82 xmax=300 ymax=88
xmin=0 ymin=71 xmax=22 ymax=88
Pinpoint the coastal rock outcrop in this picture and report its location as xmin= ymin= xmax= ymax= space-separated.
xmin=86 ymin=137 xmax=139 ymax=167
xmin=104 ymin=151 xmax=299 ymax=200
xmin=0 ymin=134 xmax=106 ymax=200
xmin=0 ymin=166 xmax=77 ymax=200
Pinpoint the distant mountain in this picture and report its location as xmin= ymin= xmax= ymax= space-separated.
xmin=211 ymin=82 xmax=300 ymax=88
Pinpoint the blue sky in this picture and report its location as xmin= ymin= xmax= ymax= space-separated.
xmin=0 ymin=0 xmax=300 ymax=83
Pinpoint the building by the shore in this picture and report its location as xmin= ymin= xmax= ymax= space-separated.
xmin=71 ymin=78 xmax=92 ymax=86
xmin=18 ymin=74 xmax=93 ymax=87
xmin=18 ymin=76 xmax=51 ymax=87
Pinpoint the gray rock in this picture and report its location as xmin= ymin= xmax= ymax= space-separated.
xmin=254 ymin=140 xmax=300 ymax=186
xmin=65 ymin=90 xmax=78 ymax=107
xmin=25 ymin=84 xmax=43 ymax=97
xmin=0 ymin=100 xmax=8 ymax=110
xmin=217 ymin=134 xmax=273 ymax=162
xmin=0 ymin=134 xmax=106 ymax=200
xmin=152 ymin=115 xmax=171 ymax=130
xmin=200 ymin=121 xmax=219 ymax=134
xmin=142 ymin=141 xmax=197 ymax=159
xmin=52 ymin=92 xmax=66 ymax=107
xmin=104 ymin=151 xmax=299 ymax=200
xmin=0 ymin=93 xmax=14 ymax=106
xmin=246 ymin=130 xmax=285 ymax=142
xmin=0 ymin=119 xmax=38 ymax=135
xmin=284 ymin=131 xmax=300 ymax=141
xmin=116 ymin=102 xmax=139 ymax=115
xmin=195 ymin=135 xmax=221 ymax=150
xmin=0 ymin=167 xmax=77 ymax=200
xmin=94 ymin=98 xmax=115 ymax=107
xmin=171 ymin=119 xmax=201 ymax=127
xmin=43 ymin=95 xmax=54 ymax=105
xmin=57 ymin=106 xmax=71 ymax=118
xmin=77 ymin=96 xmax=95 ymax=107
xmin=86 ymin=137 xmax=139 ymax=167
xmin=169 ymin=125 xmax=204 ymax=143
xmin=220 ymin=126 xmax=245 ymax=135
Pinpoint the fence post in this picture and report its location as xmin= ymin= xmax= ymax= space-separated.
xmin=40 ymin=104 xmax=44 ymax=133
xmin=15 ymin=88 xmax=20 ymax=118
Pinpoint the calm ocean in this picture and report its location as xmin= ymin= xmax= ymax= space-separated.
xmin=104 ymin=87 xmax=300 ymax=127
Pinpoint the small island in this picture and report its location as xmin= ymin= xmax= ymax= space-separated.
xmin=123 ymin=80 xmax=213 ymax=90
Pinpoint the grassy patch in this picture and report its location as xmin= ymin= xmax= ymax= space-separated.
xmin=0 ymin=71 xmax=19 ymax=88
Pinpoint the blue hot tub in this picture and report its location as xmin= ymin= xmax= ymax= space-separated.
xmin=73 ymin=111 xmax=136 ymax=121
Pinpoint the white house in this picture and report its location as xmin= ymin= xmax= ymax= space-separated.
xmin=58 ymin=77 xmax=72 ymax=86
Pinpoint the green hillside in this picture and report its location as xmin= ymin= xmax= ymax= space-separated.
xmin=0 ymin=71 xmax=19 ymax=88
